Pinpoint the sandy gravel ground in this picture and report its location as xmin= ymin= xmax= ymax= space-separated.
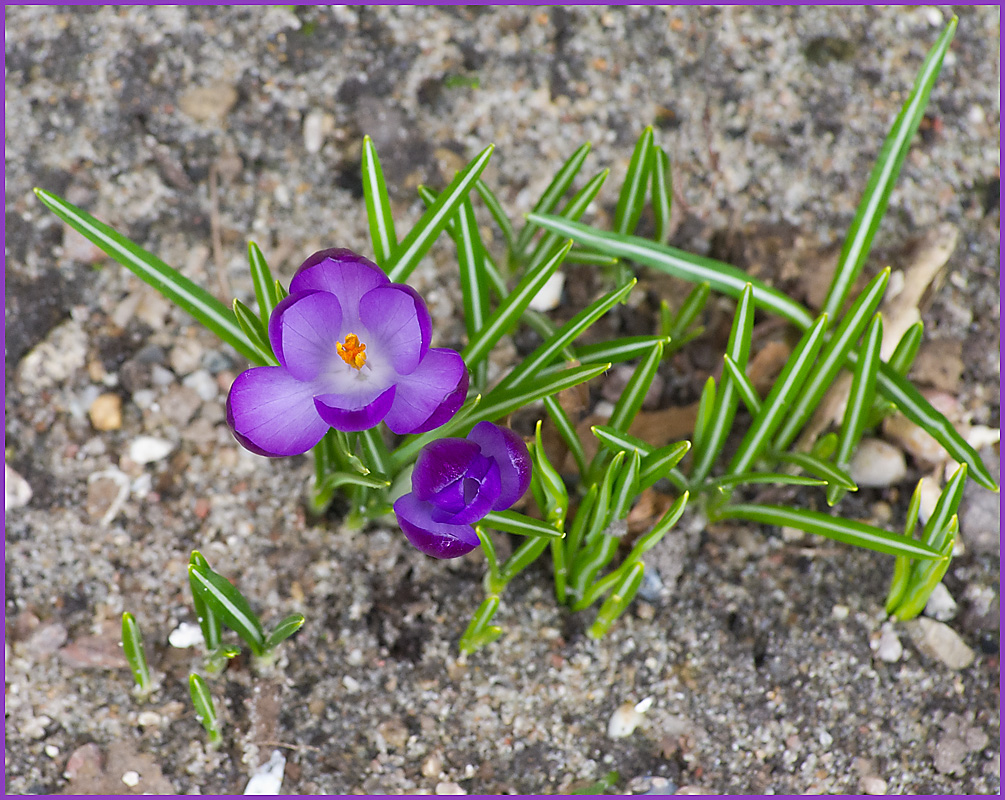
xmin=5 ymin=6 xmax=999 ymax=795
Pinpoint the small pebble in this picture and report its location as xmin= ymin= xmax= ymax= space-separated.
xmin=916 ymin=478 xmax=942 ymax=525
xmin=883 ymin=414 xmax=948 ymax=466
xmin=608 ymin=699 xmax=649 ymax=739
xmin=860 ymin=775 xmax=888 ymax=795
xmin=169 ymin=339 xmax=204 ymax=377
xmin=64 ymin=743 xmax=103 ymax=780
xmin=849 ymin=439 xmax=906 ymax=488
xmin=923 ymin=582 xmax=958 ymax=622
xmin=183 ymin=369 xmax=219 ymax=401
xmin=342 ymin=675 xmax=361 ymax=693
xmin=128 ymin=436 xmax=175 ymax=465
xmin=45 ymin=744 xmax=60 ymax=758
xmin=908 ymin=617 xmax=975 ymax=670
xmin=303 ymin=109 xmax=328 ymax=154
xmin=245 ymin=750 xmax=286 ymax=795
xmin=168 ymin=622 xmax=204 ymax=649
xmin=872 ymin=623 xmax=903 ymax=663
xmin=933 ymin=736 xmax=969 ymax=775
xmin=528 ymin=271 xmax=565 ymax=311
xmin=831 ymin=604 xmax=850 ymax=621
xmin=421 ymin=752 xmax=443 ymax=778
xmin=435 ymin=782 xmax=466 ymax=795
xmin=89 ymin=393 xmax=123 ymax=431
xmin=5 ymin=462 xmax=32 ymax=510
xmin=781 ymin=525 xmax=805 ymax=542
xmin=136 ymin=711 xmax=161 ymax=727
xmin=637 ymin=569 xmax=664 ymax=603
xmin=121 ymin=770 xmax=140 ymax=787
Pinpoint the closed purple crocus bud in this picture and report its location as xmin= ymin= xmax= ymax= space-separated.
xmin=394 ymin=422 xmax=532 ymax=559
xmin=226 ymin=249 xmax=468 ymax=456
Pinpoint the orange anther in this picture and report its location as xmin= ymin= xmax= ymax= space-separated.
xmin=336 ymin=333 xmax=367 ymax=369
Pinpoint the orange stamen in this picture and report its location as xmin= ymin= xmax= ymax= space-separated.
xmin=336 ymin=333 xmax=367 ymax=370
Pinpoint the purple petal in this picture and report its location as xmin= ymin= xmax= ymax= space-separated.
xmin=226 ymin=366 xmax=328 ymax=457
xmin=467 ymin=421 xmax=532 ymax=509
xmin=266 ymin=291 xmax=343 ymax=381
xmin=412 ymin=438 xmax=482 ymax=502
xmin=388 ymin=283 xmax=432 ymax=359
xmin=383 ymin=349 xmax=469 ymax=435
xmin=430 ymin=458 xmax=501 ymax=525
xmin=393 ymin=493 xmax=480 ymax=559
xmin=290 ymin=250 xmax=388 ymax=330
xmin=358 ymin=285 xmax=425 ymax=374
xmin=314 ymin=384 xmax=396 ymax=431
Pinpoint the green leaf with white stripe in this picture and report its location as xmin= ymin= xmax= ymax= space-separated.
xmin=828 ymin=312 xmax=883 ymax=506
xmin=614 ymin=126 xmax=654 ymax=236
xmin=525 ymin=169 xmax=609 ymax=271
xmin=188 ymin=563 xmax=265 ymax=657
xmin=474 ymin=179 xmax=515 ymax=253
xmin=498 ymin=278 xmax=636 ymax=391
xmin=543 ymin=395 xmax=587 ymax=477
xmin=527 ymin=214 xmax=815 ymax=330
xmin=361 ymin=135 xmax=398 ymax=269
xmin=691 ymin=283 xmax=755 ymax=482
xmin=248 ymin=242 xmax=279 ymax=327
xmin=774 ymin=269 xmax=889 ymax=452
xmin=34 ymin=188 xmax=262 ymax=364
xmin=188 ymin=673 xmax=222 ymax=746
xmin=482 ymin=510 xmax=565 ymax=539
xmin=822 ymin=18 xmax=957 ymax=320
xmin=121 ymin=612 xmax=153 ymax=696
xmin=722 ymin=353 xmax=762 ymax=415
xmin=189 ymin=550 xmax=222 ymax=651
xmin=263 ymin=613 xmax=306 ymax=652
xmin=885 ymin=478 xmax=925 ymax=614
xmin=515 ymin=141 xmax=592 ymax=257
xmin=714 ymin=504 xmax=945 ymax=560
xmin=651 ymin=145 xmax=673 ymax=244
xmin=728 ymin=315 xmax=830 ymax=476
xmin=887 ymin=320 xmax=924 ymax=376
xmin=461 ymin=240 xmax=572 ymax=369
xmin=770 ymin=451 xmax=857 ymax=492
xmin=233 ymin=299 xmax=278 ymax=365
xmin=606 ymin=341 xmax=664 ymax=435
xmin=387 ymin=144 xmax=493 ymax=282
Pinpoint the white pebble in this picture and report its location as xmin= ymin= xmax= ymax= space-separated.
xmin=168 ymin=622 xmax=205 ymax=649
xmin=872 ymin=623 xmax=903 ymax=663
xmin=862 ymin=775 xmax=888 ymax=795
xmin=128 ymin=436 xmax=175 ymax=465
xmin=343 ymin=675 xmax=361 ymax=693
xmin=818 ymin=728 xmax=833 ymax=748
xmin=831 ymin=604 xmax=850 ymax=621
xmin=908 ymin=617 xmax=975 ymax=670
xmin=45 ymin=745 xmax=60 ymax=758
xmin=608 ymin=700 xmax=646 ymax=739
xmin=849 ymin=439 xmax=906 ymax=488
xmin=137 ymin=711 xmax=161 ymax=727
xmin=244 ymin=750 xmax=286 ymax=795
xmin=435 ymin=782 xmax=467 ymax=795
xmin=528 ymin=271 xmax=565 ymax=312
xmin=5 ymin=462 xmax=32 ymax=510
xmin=183 ymin=369 xmax=219 ymax=402
xmin=121 ymin=770 xmax=140 ymax=787
xmin=923 ymin=582 xmax=958 ymax=622
xmin=303 ymin=109 xmax=327 ymax=154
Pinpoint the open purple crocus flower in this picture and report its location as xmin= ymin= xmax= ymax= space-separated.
xmin=227 ymin=249 xmax=468 ymax=456
xmin=394 ymin=422 xmax=532 ymax=559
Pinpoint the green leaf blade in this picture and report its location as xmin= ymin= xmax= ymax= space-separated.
xmin=822 ymin=17 xmax=958 ymax=320
xmin=613 ymin=126 xmax=655 ymax=236
xmin=716 ymin=503 xmax=945 ymax=560
xmin=248 ymin=242 xmax=279 ymax=327
xmin=527 ymin=214 xmax=815 ymax=330
xmin=188 ymin=564 xmax=266 ymax=656
xmin=387 ymin=144 xmax=494 ymax=283
xmin=361 ymin=135 xmax=398 ymax=269
xmin=34 ymin=188 xmax=262 ymax=364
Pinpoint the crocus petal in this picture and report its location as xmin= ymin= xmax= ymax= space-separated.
xmin=290 ymin=250 xmax=388 ymax=331
xmin=266 ymin=291 xmax=343 ymax=381
xmin=358 ymin=285 xmax=426 ymax=374
xmin=412 ymin=438 xmax=482 ymax=503
xmin=388 ymin=283 xmax=432 ymax=359
xmin=226 ymin=366 xmax=328 ymax=457
xmin=383 ymin=348 xmax=469 ymax=435
xmin=467 ymin=421 xmax=532 ymax=509
xmin=314 ymin=384 xmax=396 ymax=432
xmin=393 ymin=493 xmax=480 ymax=559
xmin=430 ymin=459 xmax=502 ymax=525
